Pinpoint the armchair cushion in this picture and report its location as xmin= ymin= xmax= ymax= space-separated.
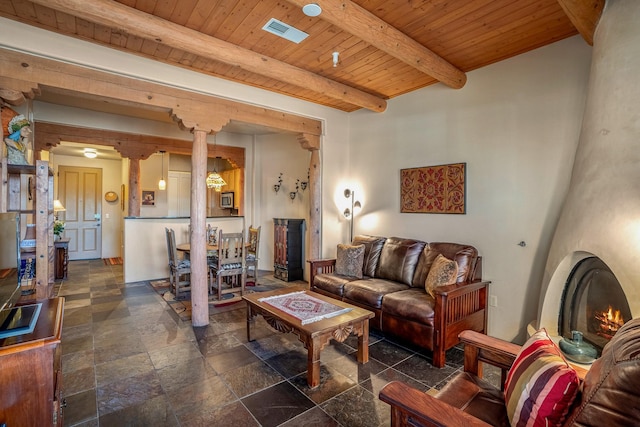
xmin=425 ymin=254 xmax=458 ymax=298
xmin=335 ymin=244 xmax=365 ymax=278
xmin=504 ymin=328 xmax=580 ymax=427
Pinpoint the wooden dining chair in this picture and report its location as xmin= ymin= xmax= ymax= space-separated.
xmin=165 ymin=227 xmax=191 ymax=299
xmin=209 ymin=230 xmax=245 ymax=301
xmin=245 ymin=225 xmax=261 ymax=286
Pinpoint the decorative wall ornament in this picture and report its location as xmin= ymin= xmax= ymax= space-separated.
xmin=273 ymin=173 xmax=283 ymax=193
xmin=400 ymin=162 xmax=466 ymax=214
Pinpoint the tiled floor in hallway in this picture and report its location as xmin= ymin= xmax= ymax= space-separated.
xmin=59 ymin=259 xmax=474 ymax=426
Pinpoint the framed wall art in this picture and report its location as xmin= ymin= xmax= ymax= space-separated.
xmin=142 ymin=190 xmax=155 ymax=206
xmin=400 ymin=162 xmax=466 ymax=214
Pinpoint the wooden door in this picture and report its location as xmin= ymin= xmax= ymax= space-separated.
xmin=59 ymin=166 xmax=102 ymax=260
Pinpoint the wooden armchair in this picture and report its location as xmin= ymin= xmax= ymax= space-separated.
xmin=379 ymin=321 xmax=640 ymax=427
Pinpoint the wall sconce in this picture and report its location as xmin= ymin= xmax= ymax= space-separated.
xmin=158 ymin=151 xmax=166 ymax=190
xmin=344 ymin=188 xmax=362 ymax=242
xmin=273 ymin=173 xmax=283 ymax=193
xmin=290 ymin=191 xmax=297 ymax=201
xmin=299 ymin=169 xmax=309 ymax=191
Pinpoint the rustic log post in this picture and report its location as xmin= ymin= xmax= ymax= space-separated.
xmin=298 ymin=134 xmax=321 ymax=261
xmin=190 ymin=129 xmax=209 ymax=327
xmin=128 ymin=158 xmax=140 ymax=217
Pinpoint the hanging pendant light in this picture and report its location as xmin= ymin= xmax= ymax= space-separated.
xmin=206 ymin=156 xmax=227 ymax=192
xmin=158 ymin=151 xmax=167 ymax=190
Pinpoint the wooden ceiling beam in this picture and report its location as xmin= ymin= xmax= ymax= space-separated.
xmin=557 ymin=0 xmax=605 ymax=46
xmin=34 ymin=122 xmax=246 ymax=167
xmin=285 ymin=0 xmax=466 ymax=89
xmin=28 ymin=0 xmax=386 ymax=112
xmin=0 ymin=48 xmax=322 ymax=137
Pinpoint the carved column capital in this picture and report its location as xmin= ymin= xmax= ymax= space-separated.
xmin=0 ymin=77 xmax=40 ymax=105
xmin=297 ymin=133 xmax=320 ymax=151
xmin=171 ymin=108 xmax=230 ymax=134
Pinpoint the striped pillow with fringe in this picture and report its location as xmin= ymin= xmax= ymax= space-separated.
xmin=504 ymin=328 xmax=580 ymax=427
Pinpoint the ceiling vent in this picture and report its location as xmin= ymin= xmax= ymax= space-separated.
xmin=262 ymin=18 xmax=308 ymax=44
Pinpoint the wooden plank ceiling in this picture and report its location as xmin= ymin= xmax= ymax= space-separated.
xmin=0 ymin=0 xmax=588 ymax=112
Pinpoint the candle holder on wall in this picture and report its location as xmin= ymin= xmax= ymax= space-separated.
xmin=273 ymin=173 xmax=283 ymax=193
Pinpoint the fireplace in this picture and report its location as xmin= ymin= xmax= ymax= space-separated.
xmin=559 ymin=257 xmax=631 ymax=354
xmin=534 ymin=0 xmax=640 ymax=353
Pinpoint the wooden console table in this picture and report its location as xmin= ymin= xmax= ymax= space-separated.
xmin=54 ymin=238 xmax=70 ymax=280
xmin=0 ymin=297 xmax=65 ymax=426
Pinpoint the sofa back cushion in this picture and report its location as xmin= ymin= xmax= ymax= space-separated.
xmin=352 ymin=235 xmax=386 ymax=277
xmin=412 ymin=242 xmax=478 ymax=287
xmin=375 ymin=237 xmax=426 ymax=286
xmin=566 ymin=317 xmax=640 ymax=426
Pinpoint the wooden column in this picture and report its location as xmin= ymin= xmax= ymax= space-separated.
xmin=190 ymin=129 xmax=209 ymax=327
xmin=128 ymin=159 xmax=140 ymax=217
xmin=298 ymin=134 xmax=321 ymax=260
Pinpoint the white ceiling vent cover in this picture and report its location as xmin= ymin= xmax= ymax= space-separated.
xmin=262 ymin=18 xmax=308 ymax=43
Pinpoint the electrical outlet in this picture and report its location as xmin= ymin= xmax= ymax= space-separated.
xmin=489 ymin=295 xmax=498 ymax=307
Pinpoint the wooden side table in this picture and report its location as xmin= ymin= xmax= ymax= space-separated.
xmin=54 ymin=238 xmax=70 ymax=280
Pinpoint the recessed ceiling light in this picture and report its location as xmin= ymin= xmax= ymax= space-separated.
xmin=84 ymin=148 xmax=97 ymax=159
xmin=302 ymin=3 xmax=322 ymax=17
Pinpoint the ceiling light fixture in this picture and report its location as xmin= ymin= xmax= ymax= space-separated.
xmin=302 ymin=3 xmax=322 ymax=17
xmin=206 ymin=156 xmax=227 ymax=192
xmin=83 ymin=148 xmax=97 ymax=159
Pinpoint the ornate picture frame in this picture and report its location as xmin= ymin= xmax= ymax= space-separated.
xmin=400 ymin=162 xmax=466 ymax=214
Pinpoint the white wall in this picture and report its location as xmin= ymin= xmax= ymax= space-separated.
xmin=254 ymin=134 xmax=311 ymax=273
xmin=348 ymin=36 xmax=592 ymax=342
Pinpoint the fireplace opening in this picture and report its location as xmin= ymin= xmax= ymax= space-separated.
xmin=559 ymin=257 xmax=631 ymax=355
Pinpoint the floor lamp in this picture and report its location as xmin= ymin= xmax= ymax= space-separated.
xmin=343 ymin=188 xmax=361 ymax=242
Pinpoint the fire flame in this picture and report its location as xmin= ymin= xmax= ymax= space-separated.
xmin=595 ymin=305 xmax=625 ymax=338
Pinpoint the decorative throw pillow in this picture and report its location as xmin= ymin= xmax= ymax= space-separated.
xmin=425 ymin=254 xmax=458 ymax=297
xmin=504 ymin=328 xmax=580 ymax=427
xmin=335 ymin=244 xmax=365 ymax=278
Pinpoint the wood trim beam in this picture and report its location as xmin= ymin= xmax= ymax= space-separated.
xmin=557 ymin=0 xmax=605 ymax=46
xmin=28 ymin=0 xmax=386 ymax=112
xmin=34 ymin=122 xmax=245 ymax=168
xmin=286 ymin=0 xmax=466 ymax=89
xmin=0 ymin=49 xmax=322 ymax=137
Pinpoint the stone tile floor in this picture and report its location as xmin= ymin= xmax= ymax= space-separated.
xmin=59 ymin=259 xmax=497 ymax=426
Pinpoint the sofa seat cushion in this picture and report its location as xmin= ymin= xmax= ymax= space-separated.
xmin=436 ymin=372 xmax=509 ymax=427
xmin=381 ymin=288 xmax=435 ymax=326
xmin=343 ymin=278 xmax=409 ymax=308
xmin=313 ymin=273 xmax=360 ymax=297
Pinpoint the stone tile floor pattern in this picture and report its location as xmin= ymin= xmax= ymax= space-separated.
xmin=59 ymin=260 xmax=500 ymax=426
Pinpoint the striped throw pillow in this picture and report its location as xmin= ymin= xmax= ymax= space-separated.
xmin=504 ymin=328 xmax=580 ymax=427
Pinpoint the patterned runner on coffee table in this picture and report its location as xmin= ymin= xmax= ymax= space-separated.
xmin=258 ymin=291 xmax=352 ymax=325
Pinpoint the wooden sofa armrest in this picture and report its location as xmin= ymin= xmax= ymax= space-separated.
xmin=430 ymin=281 xmax=491 ymax=368
xmin=307 ymin=258 xmax=336 ymax=287
xmin=379 ymin=381 xmax=492 ymax=427
xmin=458 ymin=330 xmax=520 ymax=386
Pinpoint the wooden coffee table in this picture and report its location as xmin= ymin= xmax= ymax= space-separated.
xmin=243 ymin=286 xmax=374 ymax=388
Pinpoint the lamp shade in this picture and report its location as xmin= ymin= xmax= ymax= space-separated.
xmin=53 ymin=200 xmax=66 ymax=212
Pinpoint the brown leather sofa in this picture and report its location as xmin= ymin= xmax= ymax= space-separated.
xmin=308 ymin=235 xmax=489 ymax=367
xmin=379 ymin=317 xmax=640 ymax=426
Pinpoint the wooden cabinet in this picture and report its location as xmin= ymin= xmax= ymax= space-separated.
xmin=0 ymin=297 xmax=65 ymax=426
xmin=273 ymin=218 xmax=305 ymax=282
xmin=0 ymin=159 xmax=54 ymax=298
xmin=54 ymin=238 xmax=70 ymax=280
